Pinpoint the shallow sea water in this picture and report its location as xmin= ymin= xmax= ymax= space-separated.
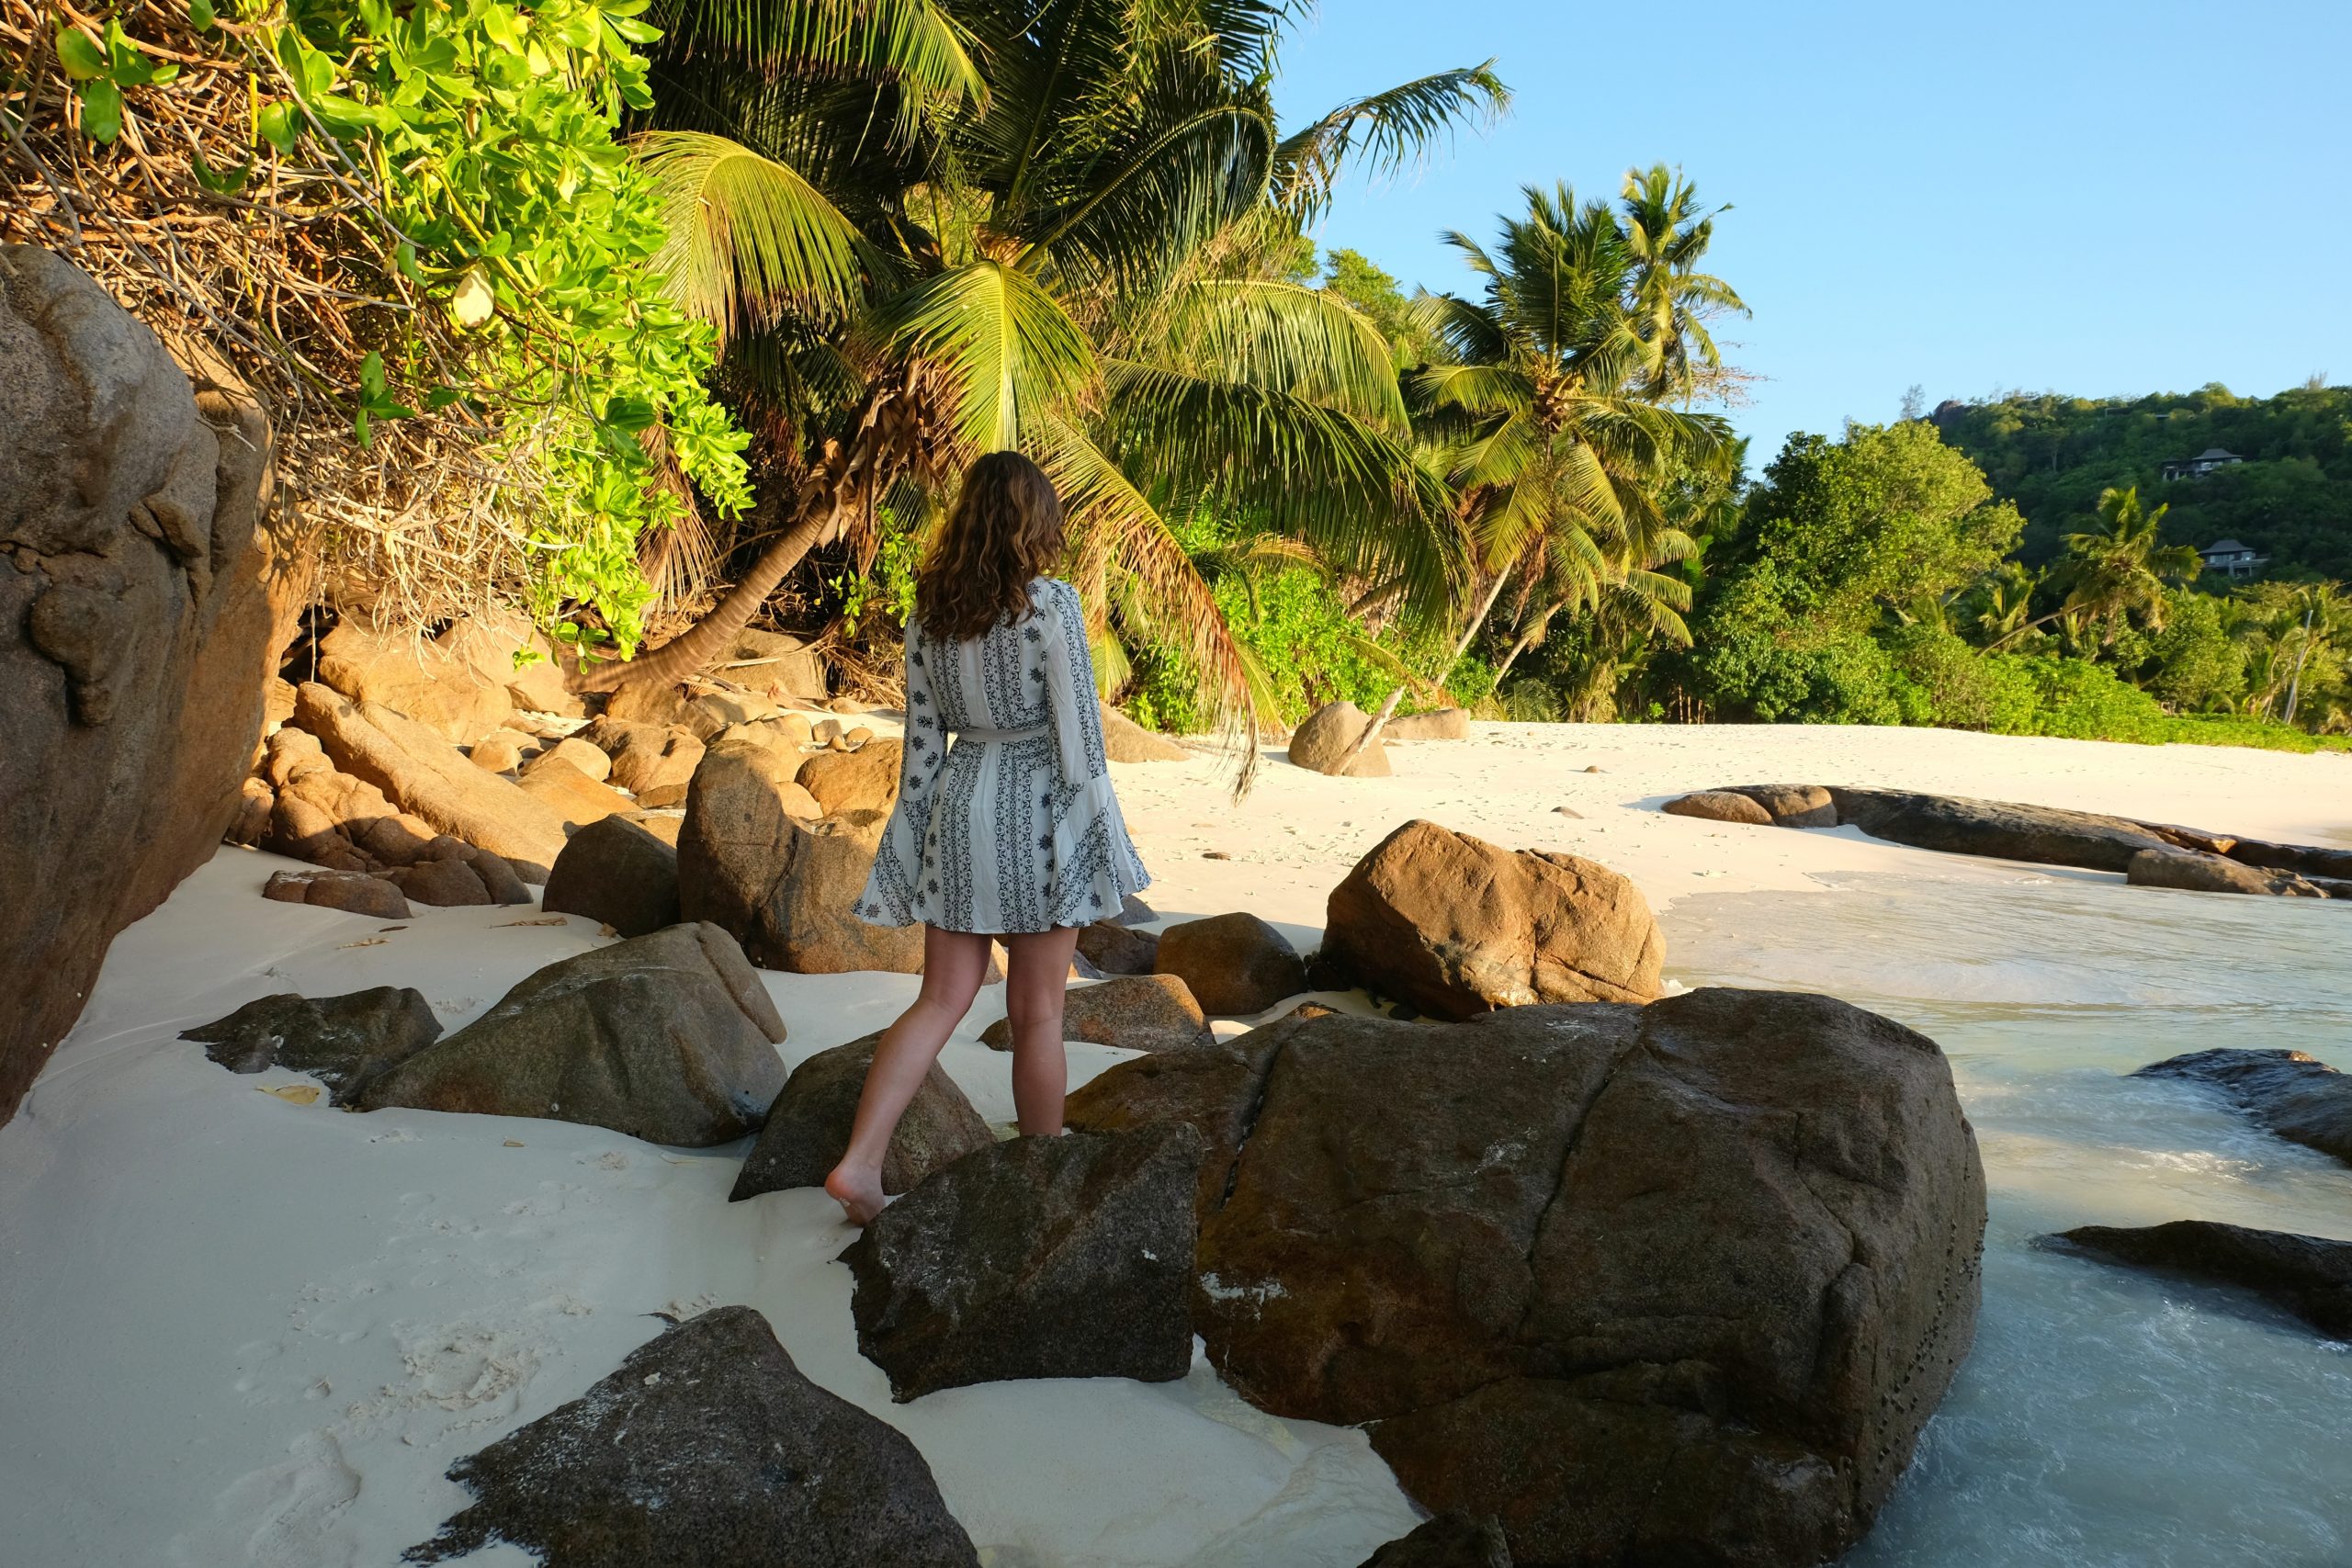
xmin=1666 ymin=870 xmax=2352 ymax=1568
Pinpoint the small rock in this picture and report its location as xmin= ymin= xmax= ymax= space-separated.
xmin=405 ymin=1306 xmax=978 ymax=1568
xmin=730 ymin=1032 xmax=992 ymax=1201
xmin=1077 ymin=918 xmax=1159 ymax=976
xmin=978 ymin=974 xmax=1213 ymax=1054
xmin=607 ymin=725 xmax=705 ymax=799
xmin=774 ymin=712 xmax=816 ymax=749
xmin=1661 ymin=790 xmax=1774 ymax=826
xmin=1582 ymin=765 xmax=1603 ymax=773
xmin=1156 ymin=911 xmax=1307 ymax=1015
xmin=181 ymin=987 xmax=442 ymax=1104
xmin=468 ymin=729 xmax=531 ymax=774
xmin=1358 ymin=1513 xmax=1512 ymax=1567
xmin=541 ymin=816 xmax=681 ymax=938
xmin=602 ymin=680 xmax=701 ymax=731
xmin=845 ymin=726 xmax=875 ymax=747
xmin=839 ymin=1124 xmax=1204 ymax=1401
xmin=2045 ymin=1221 xmax=2352 ymax=1339
xmin=812 ymin=716 xmax=843 ymax=746
xmin=1552 ymin=806 xmax=1583 ymax=819
xmin=358 ymin=923 xmax=787 ymax=1147
xmin=262 ymin=868 xmax=411 ymax=919
xmin=524 ymin=735 xmax=611 ymax=783
xmin=227 ymin=776 xmax=276 ymax=845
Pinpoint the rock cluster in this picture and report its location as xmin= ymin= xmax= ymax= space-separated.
xmin=1069 ymin=990 xmax=1986 ymax=1565
xmin=408 ymin=1306 xmax=978 ymax=1568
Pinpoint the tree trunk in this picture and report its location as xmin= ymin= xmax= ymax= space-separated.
xmin=577 ymin=498 xmax=842 ymax=693
xmin=2282 ymin=615 xmax=2314 ymax=727
xmin=1489 ymin=624 xmax=1541 ymax=689
xmin=1333 ymin=570 xmax=1510 ymax=773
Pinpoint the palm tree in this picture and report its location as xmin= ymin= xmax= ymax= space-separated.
xmin=595 ymin=0 xmax=1504 ymax=768
xmin=1333 ymin=173 xmax=1736 ymax=763
xmin=1987 ymin=486 xmax=2200 ymax=652
xmin=2061 ymin=486 xmax=2202 ymax=648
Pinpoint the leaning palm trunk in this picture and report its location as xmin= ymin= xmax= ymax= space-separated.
xmin=1334 ymin=569 xmax=1510 ymax=772
xmin=581 ymin=367 xmax=943 ymax=694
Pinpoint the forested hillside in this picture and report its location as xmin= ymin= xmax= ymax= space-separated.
xmin=1931 ymin=383 xmax=2352 ymax=577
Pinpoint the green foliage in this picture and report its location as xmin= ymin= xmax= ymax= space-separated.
xmin=63 ymin=0 xmax=757 ymax=658
xmin=1932 ymin=382 xmax=2352 ymax=577
xmin=1320 ymin=249 xmax=1442 ymax=367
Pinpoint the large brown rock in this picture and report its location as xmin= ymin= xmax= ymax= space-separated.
xmin=515 ymin=753 xmax=639 ymax=831
xmin=598 ymin=720 xmax=705 ymax=799
xmin=0 ymin=245 xmax=289 ymax=1125
xmin=1358 ymin=1514 xmax=1511 ymax=1567
xmin=1383 ymin=707 xmax=1471 ymax=741
xmin=2134 ymin=1048 xmax=2352 ymax=1165
xmin=1102 ymin=704 xmax=1191 ymax=761
xmin=729 ymin=1032 xmax=992 ymax=1201
xmin=1722 ymin=783 xmax=1838 ymax=828
xmin=1082 ymin=991 xmax=1985 ymax=1567
xmin=1661 ymin=790 xmax=1774 ymax=825
xmin=541 ymin=815 xmax=682 ymax=937
xmin=680 ymin=741 xmax=922 ymax=974
xmin=295 ymin=682 xmax=570 ymax=880
xmin=407 ymin=1306 xmax=978 ymax=1568
xmin=840 ymin=1125 xmax=1205 ymax=1401
xmin=796 ymin=739 xmax=902 ymax=816
xmin=1156 ymin=911 xmax=1308 ymax=1015
xmin=1287 ymin=700 xmax=1392 ymax=777
xmin=358 ymin=923 xmax=787 ymax=1146
xmin=1826 ymin=786 xmax=2172 ymax=871
xmin=262 ymin=868 xmax=411 ymax=919
xmin=978 ymin=974 xmax=1213 ymax=1054
xmin=725 ymin=626 xmax=830 ymax=704
xmin=2046 ymin=1221 xmax=2352 ymax=1339
xmin=1077 ymin=917 xmax=1159 ymax=976
xmin=1318 ymin=820 xmax=1664 ymax=1020
xmin=2126 ymin=846 xmax=2324 ymax=897
xmin=182 ymin=987 xmax=442 ymax=1104
xmin=315 ymin=619 xmax=514 ymax=744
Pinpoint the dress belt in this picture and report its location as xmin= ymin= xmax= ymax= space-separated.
xmin=950 ymin=723 xmax=1049 ymax=744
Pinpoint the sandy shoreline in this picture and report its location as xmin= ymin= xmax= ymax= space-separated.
xmin=1 ymin=720 xmax=2345 ymax=1567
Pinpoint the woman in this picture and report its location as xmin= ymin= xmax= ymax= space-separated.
xmin=827 ymin=451 xmax=1152 ymax=1224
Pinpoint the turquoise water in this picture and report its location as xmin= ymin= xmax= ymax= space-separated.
xmin=1666 ymin=871 xmax=2352 ymax=1567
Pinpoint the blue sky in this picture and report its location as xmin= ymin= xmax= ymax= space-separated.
xmin=1273 ymin=0 xmax=2352 ymax=466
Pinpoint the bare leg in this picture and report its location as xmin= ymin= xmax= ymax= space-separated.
xmin=824 ymin=927 xmax=991 ymax=1224
xmin=1002 ymin=925 xmax=1082 ymax=1137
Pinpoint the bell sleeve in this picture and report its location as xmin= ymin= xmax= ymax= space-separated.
xmin=896 ymin=619 xmax=950 ymax=833
xmin=1042 ymin=581 xmax=1114 ymax=796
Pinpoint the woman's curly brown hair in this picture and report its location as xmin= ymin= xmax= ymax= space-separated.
xmin=914 ymin=451 xmax=1068 ymax=640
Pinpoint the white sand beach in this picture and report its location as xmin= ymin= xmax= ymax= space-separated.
xmin=1 ymin=722 xmax=2346 ymax=1567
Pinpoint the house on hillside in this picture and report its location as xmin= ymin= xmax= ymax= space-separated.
xmin=2162 ymin=447 xmax=2244 ymax=480
xmin=2197 ymin=538 xmax=2266 ymax=578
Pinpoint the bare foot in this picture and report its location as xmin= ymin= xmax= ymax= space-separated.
xmin=824 ymin=1163 xmax=887 ymax=1226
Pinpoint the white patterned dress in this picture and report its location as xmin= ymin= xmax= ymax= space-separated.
xmin=854 ymin=577 xmax=1152 ymax=933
